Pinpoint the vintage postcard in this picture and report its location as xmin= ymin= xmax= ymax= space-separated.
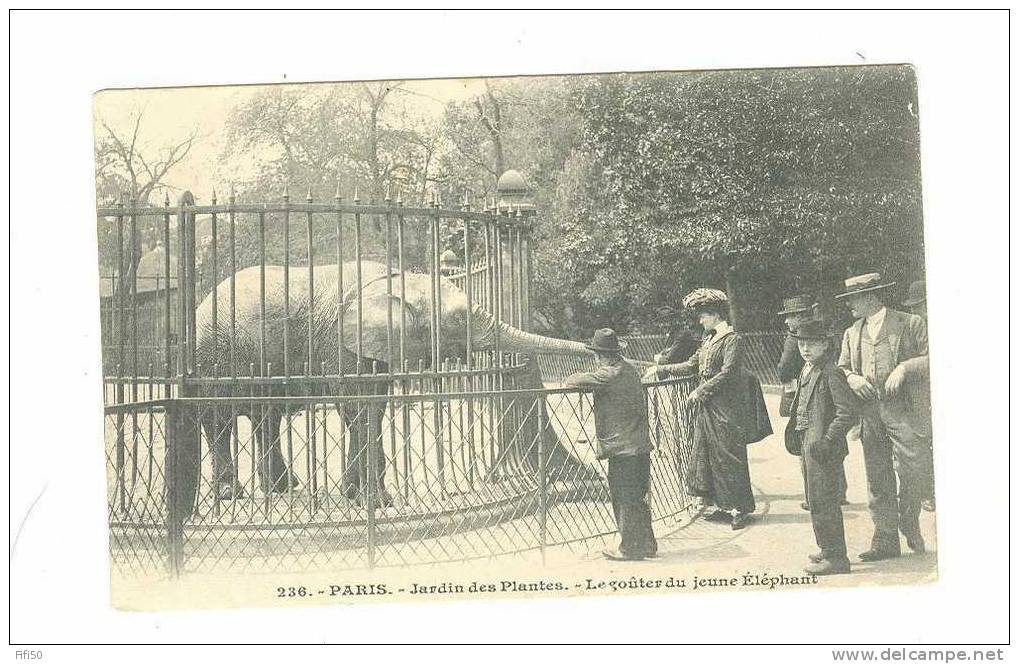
xmin=94 ymin=64 xmax=935 ymax=611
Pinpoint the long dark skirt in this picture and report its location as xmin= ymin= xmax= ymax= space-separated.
xmin=686 ymin=400 xmax=756 ymax=514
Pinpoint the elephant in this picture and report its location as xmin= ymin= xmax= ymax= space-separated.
xmin=179 ymin=260 xmax=598 ymax=514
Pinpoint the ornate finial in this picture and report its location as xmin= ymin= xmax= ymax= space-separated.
xmin=229 ymin=183 xmax=236 ymax=201
xmin=211 ymin=188 xmax=217 ymax=205
xmin=396 ymin=188 xmax=403 ymax=206
xmin=384 ymin=184 xmax=392 ymax=203
xmin=429 ymin=189 xmax=437 ymax=207
xmin=335 ymin=180 xmax=342 ymax=200
xmin=163 ymin=191 xmax=170 ymax=207
xmin=353 ymin=186 xmax=360 ymax=203
xmin=306 ymin=184 xmax=313 ymax=203
xmin=283 ymin=183 xmax=290 ymax=200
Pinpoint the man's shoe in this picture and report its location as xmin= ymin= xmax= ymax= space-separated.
xmin=800 ymin=501 xmax=811 ymax=511
xmin=840 ymin=498 xmax=850 ymax=506
xmin=704 ymin=509 xmax=732 ymax=523
xmin=602 ymin=548 xmax=644 ymax=561
xmin=858 ymin=547 xmax=900 ymax=562
xmin=922 ymin=498 xmax=936 ymax=512
xmin=731 ymin=513 xmax=752 ymax=530
xmin=808 ymin=550 xmax=826 ymax=563
xmin=805 ymin=558 xmax=851 ymax=576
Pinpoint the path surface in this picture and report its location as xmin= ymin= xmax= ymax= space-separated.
xmin=539 ymin=392 xmax=939 ymax=589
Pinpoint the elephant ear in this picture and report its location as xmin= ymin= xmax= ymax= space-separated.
xmin=339 ymin=275 xmax=423 ymax=366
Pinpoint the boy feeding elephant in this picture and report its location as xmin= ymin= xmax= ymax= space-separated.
xmin=566 ymin=329 xmax=658 ymax=562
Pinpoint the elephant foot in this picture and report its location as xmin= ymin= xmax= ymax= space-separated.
xmin=217 ymin=481 xmax=246 ymax=501
xmin=269 ymin=473 xmax=301 ymax=494
xmin=347 ymin=486 xmax=393 ymax=510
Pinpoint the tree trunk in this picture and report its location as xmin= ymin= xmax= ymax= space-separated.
xmin=724 ymin=267 xmax=748 ymax=331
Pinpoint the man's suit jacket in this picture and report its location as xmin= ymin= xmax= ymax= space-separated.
xmin=837 ymin=308 xmax=929 ymax=397
xmin=785 ymin=360 xmax=860 ymax=458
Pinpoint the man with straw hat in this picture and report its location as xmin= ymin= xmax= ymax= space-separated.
xmin=566 ymin=329 xmax=657 ymax=561
xmin=836 ymin=272 xmax=931 ymax=562
xmin=785 ymin=318 xmax=859 ymax=575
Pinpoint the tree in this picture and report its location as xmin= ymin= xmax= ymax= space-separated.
xmin=95 ymin=109 xmax=198 ymax=280
xmin=539 ymin=66 xmax=924 ymax=333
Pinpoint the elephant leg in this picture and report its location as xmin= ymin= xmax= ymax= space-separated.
xmin=201 ymin=402 xmax=243 ymax=500
xmin=257 ymin=406 xmax=299 ymax=494
xmin=366 ymin=396 xmax=392 ymax=507
xmin=341 ymin=399 xmax=368 ymax=501
xmin=340 ymin=362 xmax=392 ymax=508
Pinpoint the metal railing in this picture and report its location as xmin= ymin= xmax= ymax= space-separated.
xmin=97 ymin=190 xmax=536 ymax=406
xmin=538 ymin=332 xmax=786 ymax=386
xmin=105 ymin=376 xmax=696 ymax=577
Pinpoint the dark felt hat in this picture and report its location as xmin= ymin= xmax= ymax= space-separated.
xmin=789 ymin=319 xmax=834 ymax=340
xmin=776 ymin=294 xmax=815 ymax=317
xmin=585 ymin=328 xmax=627 ymax=353
xmin=902 ymin=280 xmax=926 ymax=307
xmin=834 ymin=272 xmax=896 ymax=300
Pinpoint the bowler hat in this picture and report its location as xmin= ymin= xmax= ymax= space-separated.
xmin=585 ymin=328 xmax=627 ymax=353
xmin=776 ymin=294 xmax=815 ymax=317
xmin=790 ymin=319 xmax=834 ymax=340
xmin=902 ymin=280 xmax=926 ymax=307
xmin=834 ymin=272 xmax=896 ymax=300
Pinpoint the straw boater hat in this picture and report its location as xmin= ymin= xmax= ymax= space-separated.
xmin=585 ymin=328 xmax=627 ymax=353
xmin=682 ymin=288 xmax=728 ymax=310
xmin=901 ymin=280 xmax=926 ymax=307
xmin=776 ymin=294 xmax=814 ymax=317
xmin=789 ymin=318 xmax=834 ymax=340
xmin=834 ymin=272 xmax=896 ymax=300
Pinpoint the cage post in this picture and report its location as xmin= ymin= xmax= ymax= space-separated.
xmin=164 ymin=400 xmax=185 ymax=579
xmin=162 ymin=194 xmax=173 ymax=386
xmin=354 ymin=187 xmax=364 ymax=374
xmin=537 ymin=392 xmax=548 ymax=564
xmin=210 ymin=189 xmax=219 ymax=363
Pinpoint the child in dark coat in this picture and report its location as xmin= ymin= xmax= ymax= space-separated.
xmin=784 ymin=319 xmax=860 ymax=575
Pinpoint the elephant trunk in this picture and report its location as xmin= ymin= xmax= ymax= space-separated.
xmin=469 ymin=307 xmax=594 ymax=357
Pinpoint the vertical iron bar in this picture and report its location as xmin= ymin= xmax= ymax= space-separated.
xmin=258 ymin=209 xmax=267 ymax=376
xmin=335 ymin=185 xmax=345 ymax=377
xmin=229 ymin=186 xmax=237 ymax=380
xmin=397 ymin=203 xmax=406 ymax=368
xmin=354 ymin=190 xmax=363 ymax=373
xmin=113 ymin=201 xmax=126 ymax=513
xmin=210 ymin=190 xmax=219 ymax=367
xmin=538 ymin=391 xmax=547 ymax=564
xmin=129 ymin=202 xmax=138 ymax=398
xmin=283 ymin=187 xmax=291 ymax=378
xmin=162 ymin=196 xmax=172 ymax=388
xmin=509 ymin=226 xmax=519 ymax=329
xmin=306 ymin=187 xmax=315 ymax=375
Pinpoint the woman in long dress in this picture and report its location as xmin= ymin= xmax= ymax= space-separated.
xmin=647 ymin=289 xmax=757 ymax=530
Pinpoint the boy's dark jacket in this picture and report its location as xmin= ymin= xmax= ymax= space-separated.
xmin=784 ymin=359 xmax=860 ymax=459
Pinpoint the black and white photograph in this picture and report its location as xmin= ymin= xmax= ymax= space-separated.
xmin=7 ymin=7 xmax=1011 ymax=654
xmin=93 ymin=64 xmax=937 ymax=609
